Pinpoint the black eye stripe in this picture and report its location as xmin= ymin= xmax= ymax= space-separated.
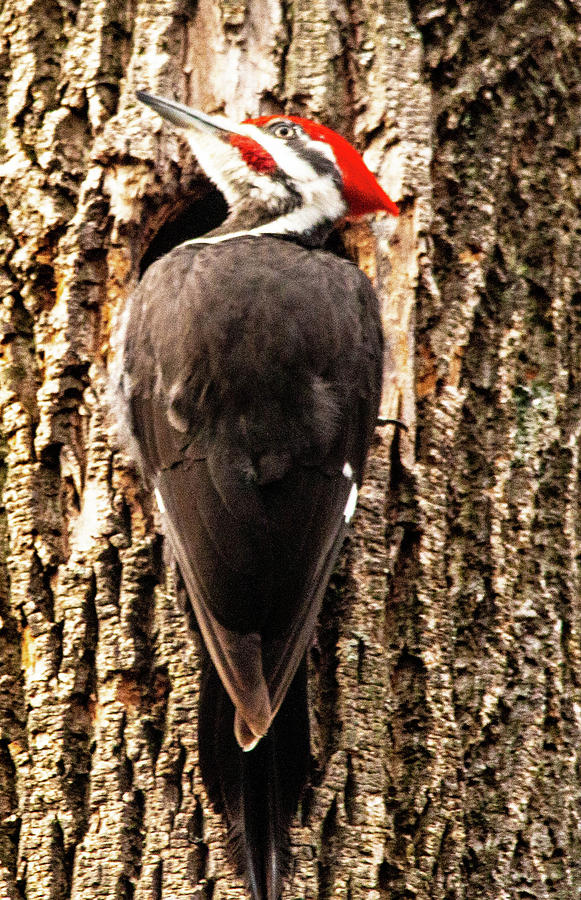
xmin=297 ymin=146 xmax=341 ymax=182
xmin=261 ymin=122 xmax=342 ymax=190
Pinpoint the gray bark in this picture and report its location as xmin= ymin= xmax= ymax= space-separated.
xmin=0 ymin=1 xmax=579 ymax=898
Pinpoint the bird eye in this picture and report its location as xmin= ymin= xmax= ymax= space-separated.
xmin=269 ymin=121 xmax=297 ymax=139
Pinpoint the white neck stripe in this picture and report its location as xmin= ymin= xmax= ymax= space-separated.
xmin=182 ymin=230 xmax=261 ymax=246
xmin=181 ymin=194 xmax=346 ymax=247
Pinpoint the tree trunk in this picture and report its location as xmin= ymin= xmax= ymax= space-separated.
xmin=0 ymin=1 xmax=579 ymax=898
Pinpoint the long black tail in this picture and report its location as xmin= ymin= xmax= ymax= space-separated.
xmin=198 ymin=652 xmax=310 ymax=900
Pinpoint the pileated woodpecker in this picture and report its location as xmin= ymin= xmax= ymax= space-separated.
xmin=111 ymin=91 xmax=398 ymax=900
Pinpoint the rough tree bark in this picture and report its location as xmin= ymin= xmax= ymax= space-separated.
xmin=0 ymin=1 xmax=579 ymax=899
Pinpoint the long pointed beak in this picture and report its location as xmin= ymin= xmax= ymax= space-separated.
xmin=136 ymin=91 xmax=242 ymax=138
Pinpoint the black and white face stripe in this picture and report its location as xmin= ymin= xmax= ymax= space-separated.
xmin=262 ymin=119 xmax=342 ymax=181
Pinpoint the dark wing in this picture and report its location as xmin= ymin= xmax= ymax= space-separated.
xmin=113 ymin=236 xmax=383 ymax=741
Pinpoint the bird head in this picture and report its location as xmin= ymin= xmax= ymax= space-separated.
xmin=136 ymin=91 xmax=398 ymax=243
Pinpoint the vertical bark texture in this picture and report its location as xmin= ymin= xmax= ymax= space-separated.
xmin=0 ymin=1 xmax=579 ymax=899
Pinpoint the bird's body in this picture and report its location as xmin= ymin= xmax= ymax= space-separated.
xmin=111 ymin=93 xmax=397 ymax=900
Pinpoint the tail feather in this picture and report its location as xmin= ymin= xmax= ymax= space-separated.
xmin=199 ymin=650 xmax=310 ymax=899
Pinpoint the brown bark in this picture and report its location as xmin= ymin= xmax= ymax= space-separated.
xmin=0 ymin=1 xmax=579 ymax=898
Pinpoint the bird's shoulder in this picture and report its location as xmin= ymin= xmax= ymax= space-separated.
xmin=113 ymin=235 xmax=382 ymax=478
xmin=123 ymin=234 xmax=380 ymax=380
xmin=139 ymin=233 xmax=373 ymax=297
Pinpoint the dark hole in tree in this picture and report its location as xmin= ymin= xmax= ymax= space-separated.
xmin=324 ymin=227 xmax=350 ymax=259
xmin=140 ymin=185 xmax=228 ymax=275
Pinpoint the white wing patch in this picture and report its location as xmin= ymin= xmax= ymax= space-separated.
xmin=344 ymin=483 xmax=359 ymax=523
xmin=154 ymin=488 xmax=166 ymax=515
xmin=342 ymin=461 xmax=358 ymax=522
